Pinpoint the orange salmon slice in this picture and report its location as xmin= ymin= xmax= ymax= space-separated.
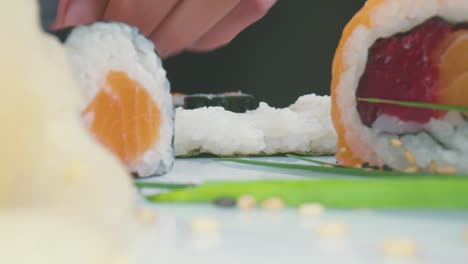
xmin=83 ymin=71 xmax=161 ymax=165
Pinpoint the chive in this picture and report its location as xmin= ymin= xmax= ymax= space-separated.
xmin=286 ymin=154 xmax=337 ymax=166
xmin=148 ymin=178 xmax=468 ymax=208
xmin=217 ymin=158 xmax=462 ymax=177
xmin=135 ymin=182 xmax=196 ymax=190
xmin=358 ymin=98 xmax=468 ymax=112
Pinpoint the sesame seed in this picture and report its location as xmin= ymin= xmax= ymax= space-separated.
xmin=136 ymin=207 xmax=157 ymax=225
xmin=339 ymin=147 xmax=348 ymax=153
xmin=261 ymin=197 xmax=285 ymax=211
xmin=316 ymin=222 xmax=348 ymax=238
xmin=428 ymin=160 xmax=438 ymax=173
xmin=191 ymin=217 xmax=220 ymax=235
xmin=298 ymin=203 xmax=324 ymax=217
xmin=380 ymin=238 xmax=418 ymax=257
xmin=382 ymin=164 xmax=393 ymax=171
xmin=237 ymin=195 xmax=257 ymax=210
xmin=390 ymin=138 xmax=403 ymax=147
xmin=213 ymin=197 xmax=236 ymax=208
xmin=404 ymin=151 xmax=418 ymax=167
xmin=436 ymin=165 xmax=456 ymax=175
xmin=403 ymin=167 xmax=419 ymax=173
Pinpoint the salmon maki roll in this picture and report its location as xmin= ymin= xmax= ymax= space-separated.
xmin=65 ymin=23 xmax=174 ymax=177
xmin=332 ymin=0 xmax=468 ymax=173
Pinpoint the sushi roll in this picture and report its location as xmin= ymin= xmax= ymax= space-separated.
xmin=0 ymin=2 xmax=170 ymax=263
xmin=0 ymin=0 xmax=139 ymax=248
xmin=332 ymin=0 xmax=468 ymax=173
xmin=64 ymin=23 xmax=174 ymax=177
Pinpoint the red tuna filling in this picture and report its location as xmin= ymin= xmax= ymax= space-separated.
xmin=356 ymin=18 xmax=459 ymax=127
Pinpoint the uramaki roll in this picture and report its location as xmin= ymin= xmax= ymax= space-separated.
xmin=331 ymin=0 xmax=468 ymax=173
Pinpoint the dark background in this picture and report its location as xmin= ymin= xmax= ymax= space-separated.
xmin=165 ymin=1 xmax=365 ymax=107
xmin=40 ymin=0 xmax=366 ymax=108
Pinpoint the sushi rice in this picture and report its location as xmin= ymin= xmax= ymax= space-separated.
xmin=175 ymin=94 xmax=336 ymax=156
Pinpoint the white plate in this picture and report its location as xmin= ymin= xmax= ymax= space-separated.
xmin=136 ymin=157 xmax=468 ymax=264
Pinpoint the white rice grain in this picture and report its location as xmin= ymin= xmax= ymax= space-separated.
xmin=174 ymin=94 xmax=337 ymax=157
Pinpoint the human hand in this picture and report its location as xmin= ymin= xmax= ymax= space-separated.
xmin=52 ymin=0 xmax=277 ymax=58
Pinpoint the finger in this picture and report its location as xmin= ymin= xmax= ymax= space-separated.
xmin=52 ymin=0 xmax=109 ymax=29
xmin=189 ymin=0 xmax=277 ymax=51
xmin=51 ymin=0 xmax=71 ymax=29
xmin=103 ymin=0 xmax=179 ymax=35
xmin=150 ymin=0 xmax=241 ymax=58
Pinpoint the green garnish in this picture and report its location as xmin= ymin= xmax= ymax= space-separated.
xmin=358 ymin=98 xmax=468 ymax=112
xmin=141 ymin=158 xmax=468 ymax=208
xmin=148 ymin=178 xmax=468 ymax=208
xmin=135 ymin=182 xmax=195 ymax=190
xmin=286 ymin=154 xmax=337 ymax=166
xmin=217 ymin=158 xmax=462 ymax=177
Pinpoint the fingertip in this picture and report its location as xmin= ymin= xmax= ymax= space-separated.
xmin=153 ymin=42 xmax=175 ymax=59
xmin=151 ymin=31 xmax=187 ymax=59
xmin=53 ymin=0 xmax=108 ymax=29
xmin=149 ymin=0 xmax=240 ymax=59
xmin=157 ymin=48 xmax=183 ymax=59
xmin=49 ymin=19 xmax=62 ymax=30
xmin=184 ymin=0 xmax=277 ymax=52
xmin=188 ymin=39 xmax=231 ymax=52
xmin=50 ymin=18 xmax=71 ymax=31
xmin=52 ymin=0 xmax=70 ymax=30
xmin=245 ymin=0 xmax=277 ymax=20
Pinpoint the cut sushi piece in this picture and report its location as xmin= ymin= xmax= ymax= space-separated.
xmin=0 ymin=0 xmax=136 ymax=221
xmin=0 ymin=2 xmax=169 ymax=263
xmin=64 ymin=23 xmax=174 ymax=177
xmin=175 ymin=94 xmax=336 ymax=156
xmin=331 ymin=0 xmax=468 ymax=173
xmin=0 ymin=1 xmax=142 ymax=262
xmin=183 ymin=92 xmax=259 ymax=113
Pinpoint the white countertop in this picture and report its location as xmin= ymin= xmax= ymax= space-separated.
xmin=138 ymin=157 xmax=468 ymax=264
